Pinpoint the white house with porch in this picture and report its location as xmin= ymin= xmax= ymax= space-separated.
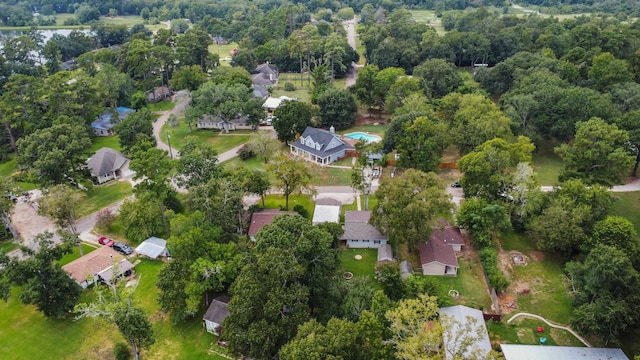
xmin=289 ymin=126 xmax=353 ymax=166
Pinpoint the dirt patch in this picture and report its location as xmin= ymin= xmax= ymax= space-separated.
xmin=498 ymin=292 xmax=518 ymax=314
xmin=529 ymin=251 xmax=545 ymax=262
xmin=9 ymin=190 xmax=60 ymax=249
xmin=497 ymin=246 xmax=514 ymax=279
xmin=355 ymin=112 xmax=388 ymax=125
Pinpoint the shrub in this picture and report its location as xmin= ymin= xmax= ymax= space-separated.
xmin=113 ymin=342 xmax=132 ymax=360
xmin=96 ymin=208 xmax=116 ymax=230
xmin=237 ymin=144 xmax=254 ymax=160
xmin=284 ymin=82 xmax=296 ymax=91
xmin=292 ymin=204 xmax=308 ymax=218
xmin=478 ymin=247 xmax=510 ymax=291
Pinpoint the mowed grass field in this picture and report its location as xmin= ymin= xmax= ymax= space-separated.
xmin=161 ymin=120 xmax=254 ymax=154
xmin=0 ymin=259 xmax=229 ymax=359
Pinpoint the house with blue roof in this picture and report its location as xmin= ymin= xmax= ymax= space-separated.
xmin=289 ymin=126 xmax=354 ymax=166
xmin=91 ymin=107 xmax=136 ymax=136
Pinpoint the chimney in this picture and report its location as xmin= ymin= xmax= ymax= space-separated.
xmin=330 ymin=125 xmax=335 ymax=133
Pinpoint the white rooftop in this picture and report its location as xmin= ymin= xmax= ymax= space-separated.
xmin=440 ymin=305 xmax=492 ymax=360
xmin=312 ymin=205 xmax=340 ymax=225
xmin=135 ymin=237 xmax=168 ymax=259
xmin=500 ymin=345 xmax=629 ymax=360
xmin=262 ymin=96 xmax=296 ymax=109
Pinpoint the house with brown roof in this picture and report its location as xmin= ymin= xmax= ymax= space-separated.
xmin=432 ymin=219 xmax=465 ymax=252
xmin=62 ymin=246 xmax=135 ymax=288
xmin=248 ymin=209 xmax=297 ymax=241
xmin=203 ymin=294 xmax=231 ymax=336
xmin=419 ymin=238 xmax=459 ymax=276
xmin=341 ymin=211 xmax=388 ymax=248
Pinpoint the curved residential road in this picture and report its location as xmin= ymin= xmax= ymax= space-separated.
xmin=540 ymin=178 xmax=640 ymax=193
xmin=153 ymin=90 xmax=191 ymax=158
xmin=343 ymin=18 xmax=359 ymax=88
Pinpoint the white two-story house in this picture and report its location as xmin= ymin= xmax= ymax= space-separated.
xmin=289 ymin=126 xmax=353 ymax=166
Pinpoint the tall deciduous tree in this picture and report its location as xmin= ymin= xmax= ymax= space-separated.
xmin=556 ymin=117 xmax=634 ymax=186
xmin=0 ymin=180 xmax=18 ymax=239
xmin=458 ymin=137 xmax=535 ymax=201
xmin=439 ymin=93 xmax=513 ymax=156
xmin=273 ymin=101 xmax=314 ymax=144
xmin=385 ymin=294 xmax=443 ymax=360
xmin=352 ymin=64 xmax=379 ymax=116
xmin=129 ymin=147 xmax=175 ymax=238
xmin=17 ymin=118 xmax=91 ymax=185
xmin=267 ymin=152 xmax=315 ymax=210
xmin=316 ymin=87 xmax=357 ymax=129
xmin=114 ymin=108 xmax=155 ymax=154
xmin=371 ymin=169 xmax=452 ymax=251
xmin=174 ymin=137 xmax=220 ymax=189
xmin=169 ymin=65 xmax=208 ymax=91
xmin=279 ymin=311 xmax=390 ymax=360
xmin=397 ymin=116 xmax=449 ymax=173
xmin=38 ymin=184 xmax=86 ymax=255
xmin=1 ymin=232 xmax=81 ymax=318
xmin=565 ymin=245 xmax=640 ymax=343
xmin=223 ymin=215 xmax=337 ymax=359
xmin=413 ymin=58 xmax=463 ymax=99
xmin=248 ymin=132 xmax=278 ymax=164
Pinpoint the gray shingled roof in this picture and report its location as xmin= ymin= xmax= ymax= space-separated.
xmin=419 ymin=239 xmax=458 ymax=267
xmin=290 ymin=127 xmax=354 ymax=158
xmin=377 ymin=244 xmax=393 ymax=262
xmin=203 ymin=295 xmax=231 ymax=325
xmin=344 ymin=211 xmax=371 ymax=223
xmin=440 ymin=306 xmax=492 ymax=360
xmin=86 ymin=148 xmax=129 ymax=177
xmin=341 ymin=222 xmax=386 ymax=241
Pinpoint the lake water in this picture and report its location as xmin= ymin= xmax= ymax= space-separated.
xmin=0 ymin=29 xmax=90 ymax=42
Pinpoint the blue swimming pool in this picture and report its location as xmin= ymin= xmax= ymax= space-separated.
xmin=344 ymin=132 xmax=382 ymax=143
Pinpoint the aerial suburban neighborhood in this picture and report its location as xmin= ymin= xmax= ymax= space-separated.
xmin=1 ymin=0 xmax=640 ymax=359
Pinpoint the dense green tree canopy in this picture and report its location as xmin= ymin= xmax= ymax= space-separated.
xmin=272 ymin=101 xmax=314 ymax=144
xmin=316 ymin=87 xmax=358 ymax=129
xmin=556 ymin=117 xmax=635 ymax=186
xmin=371 ymin=169 xmax=452 ymax=251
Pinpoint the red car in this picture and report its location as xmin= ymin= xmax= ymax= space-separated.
xmin=98 ymin=236 xmax=114 ymax=247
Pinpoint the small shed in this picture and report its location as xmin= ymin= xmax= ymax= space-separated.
xmin=399 ymin=260 xmax=413 ymax=280
xmin=203 ymin=295 xmax=231 ymax=336
xmin=377 ymin=244 xmax=393 ymax=262
xmin=312 ymin=205 xmax=340 ymax=225
xmin=135 ymin=237 xmax=169 ymax=259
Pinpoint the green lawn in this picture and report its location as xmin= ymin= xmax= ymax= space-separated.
xmin=208 ymin=42 xmax=239 ymax=66
xmin=146 ymin=100 xmax=175 ymax=112
xmin=339 ymin=248 xmax=378 ymax=277
xmin=0 ymin=257 xmax=230 ymax=359
xmin=0 ymin=238 xmax=19 ymax=254
xmin=0 ymin=156 xmax=18 ymax=178
xmin=432 ymin=258 xmax=493 ymax=311
xmin=410 ymin=10 xmax=445 ymax=34
xmin=500 ymin=232 xmax=574 ymax=324
xmin=613 ymin=191 xmax=640 ymax=235
xmin=271 ymin=87 xmax=311 ymax=103
xmin=342 ymin=194 xmax=378 ymax=212
xmin=488 ymin=318 xmax=585 ymax=347
xmin=263 ymin=194 xmax=315 ymax=218
xmin=161 ymin=121 xmax=253 ymax=154
xmin=57 ymin=243 xmax=98 ymax=266
xmin=77 ymin=181 xmax=132 ymax=218
xmin=532 ymin=152 xmax=563 ymax=186
xmin=85 ymin=135 xmax=121 ymax=156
